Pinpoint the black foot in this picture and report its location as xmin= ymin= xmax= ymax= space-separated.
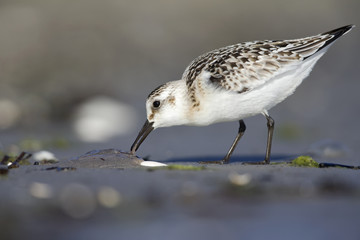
xmin=199 ymin=159 xmax=227 ymax=165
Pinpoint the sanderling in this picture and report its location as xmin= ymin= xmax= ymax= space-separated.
xmin=130 ymin=25 xmax=354 ymax=164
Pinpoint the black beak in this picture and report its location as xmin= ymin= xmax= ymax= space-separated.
xmin=130 ymin=120 xmax=154 ymax=154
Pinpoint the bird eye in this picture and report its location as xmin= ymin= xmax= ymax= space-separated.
xmin=152 ymin=100 xmax=161 ymax=108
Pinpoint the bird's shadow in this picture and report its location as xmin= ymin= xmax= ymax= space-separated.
xmin=162 ymin=154 xmax=294 ymax=164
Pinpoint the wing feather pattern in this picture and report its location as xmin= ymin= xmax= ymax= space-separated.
xmin=182 ymin=25 xmax=354 ymax=94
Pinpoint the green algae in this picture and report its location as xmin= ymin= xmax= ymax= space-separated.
xmin=289 ymin=156 xmax=319 ymax=168
xmin=269 ymin=155 xmax=319 ymax=168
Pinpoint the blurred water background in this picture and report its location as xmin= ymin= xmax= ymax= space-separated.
xmin=0 ymin=0 xmax=359 ymax=162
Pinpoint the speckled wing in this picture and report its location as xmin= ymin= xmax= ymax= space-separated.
xmin=182 ymin=25 xmax=353 ymax=93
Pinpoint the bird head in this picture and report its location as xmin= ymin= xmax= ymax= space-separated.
xmin=130 ymin=80 xmax=188 ymax=154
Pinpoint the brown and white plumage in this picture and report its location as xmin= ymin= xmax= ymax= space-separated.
xmin=131 ymin=25 xmax=354 ymax=164
xmin=183 ymin=25 xmax=353 ymax=95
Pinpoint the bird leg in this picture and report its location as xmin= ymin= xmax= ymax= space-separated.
xmin=264 ymin=114 xmax=274 ymax=164
xmin=200 ymin=120 xmax=246 ymax=164
xmin=245 ymin=114 xmax=274 ymax=165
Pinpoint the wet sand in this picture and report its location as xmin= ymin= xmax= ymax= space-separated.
xmin=0 ymin=148 xmax=359 ymax=240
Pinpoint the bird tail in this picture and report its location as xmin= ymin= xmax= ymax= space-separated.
xmin=286 ymin=25 xmax=354 ymax=60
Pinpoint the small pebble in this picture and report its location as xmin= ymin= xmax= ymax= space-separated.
xmin=29 ymin=182 xmax=53 ymax=199
xmin=33 ymin=150 xmax=58 ymax=163
xmin=140 ymin=161 xmax=168 ymax=167
xmin=97 ymin=186 xmax=122 ymax=208
xmin=228 ymin=172 xmax=251 ymax=186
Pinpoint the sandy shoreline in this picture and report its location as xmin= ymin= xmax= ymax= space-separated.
xmin=1 ymin=152 xmax=359 ymax=240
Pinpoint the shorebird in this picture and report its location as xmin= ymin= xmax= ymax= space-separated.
xmin=130 ymin=25 xmax=354 ymax=164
